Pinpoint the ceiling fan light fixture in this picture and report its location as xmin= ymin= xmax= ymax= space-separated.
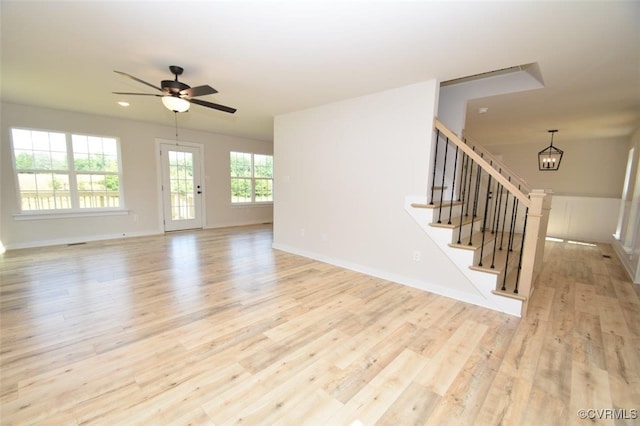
xmin=162 ymin=96 xmax=190 ymax=113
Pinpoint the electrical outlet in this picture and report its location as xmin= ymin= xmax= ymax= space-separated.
xmin=413 ymin=250 xmax=421 ymax=262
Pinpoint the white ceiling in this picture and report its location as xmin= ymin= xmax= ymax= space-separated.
xmin=2 ymin=1 xmax=639 ymax=146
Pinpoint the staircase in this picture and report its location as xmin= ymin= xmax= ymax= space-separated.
xmin=405 ymin=119 xmax=551 ymax=317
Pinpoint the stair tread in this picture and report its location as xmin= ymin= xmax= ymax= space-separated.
xmin=492 ymin=289 xmax=527 ymax=301
xmin=412 ymin=200 xmax=462 ymax=209
xmin=450 ymin=230 xmax=498 ymax=250
xmin=451 ymin=231 xmax=523 ymax=276
xmin=492 ymin=268 xmax=527 ymax=300
xmin=470 ymin=245 xmax=522 ymax=274
xmin=429 ymin=215 xmax=479 ymax=229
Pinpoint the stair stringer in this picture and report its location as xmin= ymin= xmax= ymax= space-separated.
xmin=405 ymin=195 xmax=523 ymax=317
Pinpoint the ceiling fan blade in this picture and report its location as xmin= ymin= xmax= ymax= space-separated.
xmin=190 ymin=98 xmax=237 ymax=114
xmin=112 ymin=92 xmax=162 ymax=97
xmin=181 ymin=85 xmax=218 ymax=98
xmin=114 ymin=70 xmax=163 ymax=92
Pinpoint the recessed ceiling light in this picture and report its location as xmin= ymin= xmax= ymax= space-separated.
xmin=478 ymin=107 xmax=489 ymax=114
xmin=118 ymin=101 xmax=130 ymax=107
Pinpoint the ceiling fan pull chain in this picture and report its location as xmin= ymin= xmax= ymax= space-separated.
xmin=175 ymin=111 xmax=179 ymax=141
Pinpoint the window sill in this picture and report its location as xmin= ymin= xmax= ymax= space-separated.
xmin=13 ymin=209 xmax=130 ymax=221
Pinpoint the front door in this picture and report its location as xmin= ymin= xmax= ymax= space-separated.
xmin=159 ymin=143 xmax=203 ymax=231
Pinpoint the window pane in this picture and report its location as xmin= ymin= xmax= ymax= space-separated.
xmin=73 ymin=135 xmax=116 ymax=172
xmin=104 ymin=155 xmax=119 ymax=172
xmin=77 ymin=173 xmax=119 ymax=208
xmin=254 ymin=155 xmax=273 ymax=178
xmin=12 ymin=129 xmax=68 ymax=172
xmin=51 ymin=174 xmax=71 ymax=209
xmin=33 ymin=151 xmax=52 ymax=170
xmin=14 ymin=150 xmax=35 ymax=170
xmin=88 ymin=136 xmax=103 ymax=154
xmin=18 ymin=172 xmax=71 ymax=210
xmin=71 ymin=134 xmax=121 ymax=208
xmin=231 ymin=178 xmax=252 ymax=203
xmin=17 ymin=172 xmax=37 ymax=210
xmin=11 ymin=129 xmax=33 ymax=150
xmin=51 ymin=152 xmax=68 ymax=170
xmin=103 ymin=138 xmax=118 ymax=156
xmin=230 ymin=152 xmax=252 ymax=177
xmin=255 ymin=178 xmax=273 ymax=202
xmin=32 ymin=131 xmax=51 ymax=151
xmin=72 ymin=134 xmax=88 ymax=153
xmin=74 ymin=153 xmax=91 ymax=171
xmin=50 ymin=133 xmax=67 ymax=152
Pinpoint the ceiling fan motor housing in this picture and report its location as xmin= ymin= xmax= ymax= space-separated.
xmin=162 ymin=80 xmax=190 ymax=96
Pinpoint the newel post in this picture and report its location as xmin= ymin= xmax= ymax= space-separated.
xmin=534 ymin=190 xmax=553 ymax=275
xmin=519 ymin=189 xmax=548 ymax=317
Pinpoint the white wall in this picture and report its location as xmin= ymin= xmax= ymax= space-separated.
xmin=438 ymin=65 xmax=543 ymax=137
xmin=612 ymin=127 xmax=640 ymax=283
xmin=547 ymin=195 xmax=619 ymax=243
xmin=273 ymin=80 xmax=487 ymax=299
xmin=485 ymin=137 xmax=627 ymax=198
xmin=1 ymin=103 xmax=273 ymax=249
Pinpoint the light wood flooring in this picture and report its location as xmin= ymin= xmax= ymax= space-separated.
xmin=1 ymin=224 xmax=639 ymax=425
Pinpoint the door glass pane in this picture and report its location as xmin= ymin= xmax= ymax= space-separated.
xmin=169 ymin=150 xmax=195 ymax=220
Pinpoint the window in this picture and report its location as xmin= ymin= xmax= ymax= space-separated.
xmin=11 ymin=128 xmax=123 ymax=212
xmin=230 ymin=151 xmax=273 ymax=203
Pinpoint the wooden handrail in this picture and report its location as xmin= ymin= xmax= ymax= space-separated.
xmin=462 ymin=132 xmax=532 ymax=194
xmin=434 ymin=118 xmax=531 ymax=207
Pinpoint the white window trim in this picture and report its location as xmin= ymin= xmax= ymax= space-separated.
xmin=10 ymin=127 xmax=125 ymax=215
xmin=13 ymin=209 xmax=129 ymax=221
xmin=230 ymin=151 xmax=273 ymax=205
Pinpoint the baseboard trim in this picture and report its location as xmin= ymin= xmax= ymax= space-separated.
xmin=611 ymin=237 xmax=636 ymax=283
xmin=205 ymin=220 xmax=273 ymax=229
xmin=271 ymin=241 xmax=499 ymax=312
xmin=4 ymin=229 xmax=163 ymax=251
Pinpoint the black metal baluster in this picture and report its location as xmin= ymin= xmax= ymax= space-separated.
xmin=514 ymin=208 xmax=529 ymax=294
xmin=472 ymin=153 xmax=484 ymax=218
xmin=490 ymin=183 xmax=504 ymax=269
xmin=457 ymin=154 xmax=470 ymax=244
xmin=464 ymin=148 xmax=476 ymax=218
xmin=508 ymin=198 xmax=519 ymax=252
xmin=468 ymin=162 xmax=481 ymax=246
xmin=429 ymin=129 xmax=440 ymax=205
xmin=458 ymin=150 xmax=467 ymax=203
xmin=501 ymin=196 xmax=519 ymax=291
xmin=448 ymin=146 xmax=459 ymax=225
xmin=491 ymin=169 xmax=502 ymax=233
xmin=437 ymin=137 xmax=449 ymax=224
xmin=477 ymin=173 xmax=493 ymax=267
xmin=499 ymin=178 xmax=511 ymax=250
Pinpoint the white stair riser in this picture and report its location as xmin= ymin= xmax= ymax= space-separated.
xmin=405 ymin=195 xmax=522 ymax=317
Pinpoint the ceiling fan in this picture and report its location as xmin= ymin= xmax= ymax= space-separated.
xmin=113 ymin=65 xmax=236 ymax=114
